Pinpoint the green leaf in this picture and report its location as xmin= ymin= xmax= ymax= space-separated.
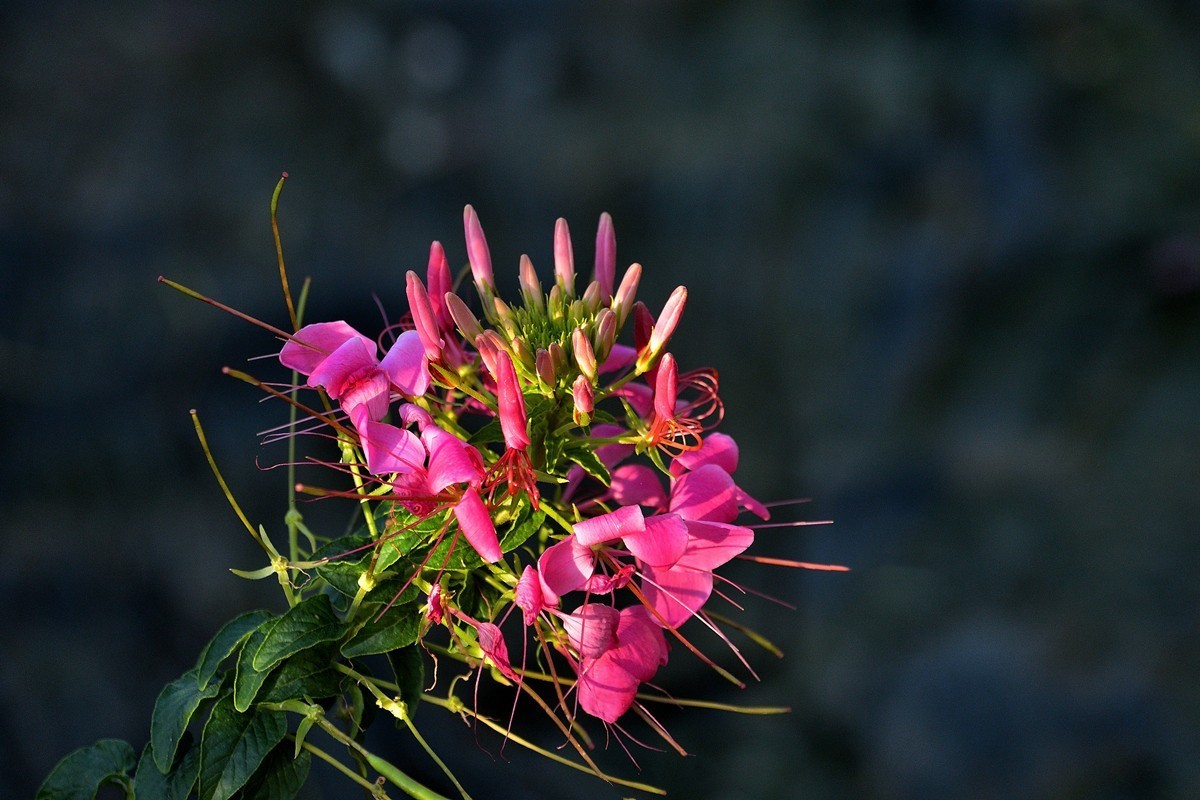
xmin=252 ymin=594 xmax=345 ymax=672
xmin=311 ymin=532 xmax=375 ymax=598
xmin=386 ymin=645 xmax=425 ymax=719
xmin=36 ymin=739 xmax=135 ymax=800
xmin=234 ymin=621 xmax=278 ymax=713
xmin=258 ymin=646 xmax=345 ymax=704
xmin=195 ymin=610 xmax=275 ymax=689
xmin=498 ymin=508 xmax=546 ymax=555
xmin=134 ymin=740 xmax=198 ymax=800
xmin=341 ymin=602 xmax=420 ymax=658
xmin=150 ymin=670 xmax=222 ymax=773
xmin=198 ymin=697 xmax=287 ymax=800
xmin=422 ymin=507 xmax=547 ymax=572
xmin=238 ymin=745 xmax=310 ymax=800
xmin=563 ymin=443 xmax=611 ymax=486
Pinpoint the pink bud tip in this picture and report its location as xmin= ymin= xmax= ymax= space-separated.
xmin=554 ymin=217 xmax=575 ymax=292
xmin=463 ymin=204 xmax=494 ymax=290
xmin=594 ymin=212 xmax=615 ymax=303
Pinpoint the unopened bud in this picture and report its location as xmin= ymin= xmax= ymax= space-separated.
xmin=632 ymin=301 xmax=654 ymax=354
xmin=548 ymin=341 xmax=568 ymax=378
xmin=463 ymin=204 xmax=494 ymax=293
xmin=547 ymin=284 xmax=565 ymax=322
xmin=613 ymin=262 xmax=642 ymax=328
xmin=511 ymin=336 xmax=536 ymax=372
xmin=406 ymin=271 xmax=443 ymax=360
xmin=593 ymin=308 xmax=617 ymax=364
xmin=572 ymin=327 xmax=597 ymax=381
xmin=427 ymin=241 xmax=453 ymax=332
xmin=535 ymin=348 xmax=555 ymax=387
xmin=638 ymin=286 xmax=687 ymax=372
xmin=554 ymin=217 xmax=575 ymax=296
xmin=474 ymin=333 xmax=501 ymax=377
xmin=653 ymin=353 xmax=678 ymax=420
xmin=445 ymin=292 xmax=483 ymax=343
xmin=581 ymin=280 xmax=602 ymax=313
xmin=594 ymin=212 xmax=615 ymax=303
xmin=519 ymin=254 xmax=544 ymax=314
xmin=492 ymin=296 xmax=518 ymax=338
xmin=572 ymin=374 xmax=594 ymax=426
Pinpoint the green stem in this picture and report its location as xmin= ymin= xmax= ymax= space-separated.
xmin=295 ymin=737 xmax=389 ymax=798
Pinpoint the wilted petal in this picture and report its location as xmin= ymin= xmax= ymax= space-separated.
xmin=423 ymin=427 xmax=484 ymax=493
xmin=379 ymin=329 xmax=430 ymax=397
xmin=584 ymin=564 xmax=634 ymax=595
xmin=640 ymin=562 xmax=713 ymax=629
xmin=622 ymin=513 xmax=688 ymax=568
xmin=453 ymin=486 xmax=501 ymax=563
xmin=537 ymin=536 xmax=594 ymax=605
xmin=280 ymin=321 xmax=374 ymax=376
xmin=669 ymin=463 xmax=739 ymax=523
xmin=561 ymin=603 xmax=620 ymax=658
xmin=515 ymin=566 xmax=545 ymax=626
xmin=360 ymin=420 xmax=424 ymax=476
xmin=474 ymin=621 xmax=518 ymax=681
xmin=574 ymin=504 xmax=645 ymax=547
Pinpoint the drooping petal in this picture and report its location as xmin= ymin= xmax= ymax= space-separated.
xmin=398 ymin=402 xmax=434 ymax=431
xmin=474 ymin=621 xmax=518 ymax=681
xmin=611 ymin=605 xmax=669 ymax=682
xmin=584 ymin=564 xmax=634 ymax=595
xmin=537 ymin=536 xmax=594 ymax=605
xmin=280 ymin=321 xmax=375 ymax=376
xmin=577 ymin=654 xmax=639 ymax=724
xmin=676 ymin=520 xmax=754 ymax=571
xmin=622 ymin=513 xmax=688 ymax=568
xmin=640 ymin=562 xmax=714 ymax=629
xmin=360 ymin=420 xmax=424 ymax=476
xmin=668 ymin=463 xmax=739 ymax=523
xmin=452 ymin=486 xmax=501 ymax=563
xmin=573 ymin=504 xmax=645 ymax=547
xmin=422 ymin=427 xmax=485 ymax=493
xmin=514 ymin=566 xmax=546 ymax=626
xmin=598 ymin=343 xmax=637 ymax=375
xmin=575 ymin=605 xmax=668 ymax=722
xmin=379 ymin=329 xmax=430 ymax=397
xmin=561 ymin=603 xmax=620 ymax=659
xmin=608 ymin=464 xmax=667 ymax=510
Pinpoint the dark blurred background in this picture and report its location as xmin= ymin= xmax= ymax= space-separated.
xmin=4 ymin=1 xmax=1200 ymax=798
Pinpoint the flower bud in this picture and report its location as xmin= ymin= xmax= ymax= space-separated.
xmin=492 ymin=296 xmax=518 ymax=338
xmin=548 ymin=341 xmax=568 ymax=379
xmin=593 ymin=308 xmax=617 ymax=364
xmin=426 ymin=241 xmax=453 ymax=332
xmin=572 ymin=374 xmax=594 ymax=426
xmin=463 ymin=204 xmax=494 ymax=293
xmin=519 ymin=254 xmax=544 ymax=314
xmin=445 ymin=292 xmax=483 ymax=343
xmin=581 ymin=280 xmax=602 ymax=313
xmin=653 ymin=353 xmax=678 ymax=421
xmin=511 ymin=336 xmax=536 ymax=372
xmin=554 ymin=217 xmax=575 ymax=296
xmin=648 ymin=286 xmax=686 ymax=355
xmin=547 ymin=284 xmax=565 ymax=322
xmin=632 ymin=301 xmax=654 ymax=354
xmin=572 ymin=327 xmax=596 ymax=381
xmin=406 ymin=270 xmax=443 ymax=361
xmin=594 ymin=212 xmax=615 ymax=303
xmin=474 ymin=332 xmax=501 ymax=377
xmin=535 ymin=348 xmax=555 ymax=387
xmin=613 ymin=262 xmax=642 ymax=328
xmin=495 ymin=349 xmax=530 ymax=450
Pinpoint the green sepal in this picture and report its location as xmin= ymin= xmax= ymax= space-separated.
xmin=35 ymin=738 xmax=135 ymax=800
xmin=239 ymin=744 xmax=311 ymax=800
xmin=252 ymin=594 xmax=345 ymax=672
xmin=150 ymin=669 xmax=223 ymax=773
xmin=198 ymin=696 xmax=288 ymax=800
xmin=134 ymin=739 xmax=199 ymax=800
xmin=195 ymin=610 xmax=275 ymax=689
xmin=341 ymin=601 xmax=421 ymax=658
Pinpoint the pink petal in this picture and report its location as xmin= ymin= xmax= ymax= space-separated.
xmin=514 ymin=566 xmax=545 ymax=626
xmin=668 ymin=463 xmax=739 ymax=523
xmin=337 ymin=368 xmax=391 ymax=425
xmin=280 ymin=321 xmax=374 ymax=376
xmin=574 ymin=504 xmax=645 ymax=547
xmin=612 ymin=605 xmax=669 ymax=681
xmin=609 ymin=464 xmax=667 ymax=510
xmin=379 ymin=329 xmax=430 ymax=397
xmin=640 ymin=563 xmax=713 ymax=629
xmin=584 ymin=564 xmax=634 ymax=595
xmin=577 ymin=655 xmax=639 ymax=724
xmin=735 ymin=486 xmax=770 ymax=520
xmin=677 ymin=520 xmax=754 ymax=571
xmin=653 ymin=354 xmax=678 ymax=421
xmin=537 ymin=537 xmax=594 ymax=605
xmin=422 ymin=427 xmax=484 ymax=493
xmin=561 ymin=603 xmax=620 ymax=658
xmin=308 ymin=337 xmax=378 ymax=397
xmin=398 ymin=402 xmax=434 ymax=431
xmin=622 ymin=513 xmax=688 ymax=568
xmin=474 ymin=621 xmax=518 ymax=681
xmin=599 ymin=343 xmax=637 ymax=374
xmin=453 ymin=486 xmax=501 ymax=563
xmin=360 ymin=420 xmax=424 ymax=476
xmin=671 ymin=431 xmax=740 ymax=476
